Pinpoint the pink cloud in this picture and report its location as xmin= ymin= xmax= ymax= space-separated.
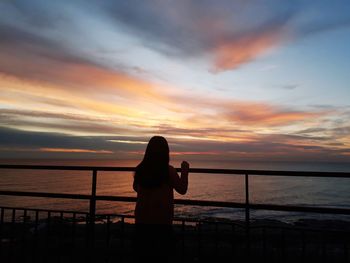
xmin=211 ymin=30 xmax=285 ymax=72
xmin=220 ymin=101 xmax=322 ymax=126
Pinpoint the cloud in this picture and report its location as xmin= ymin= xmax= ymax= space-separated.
xmin=0 ymin=23 xmax=96 ymax=79
xmin=0 ymin=126 xmax=150 ymax=159
xmin=0 ymin=40 xmax=167 ymax=103
xmin=0 ymin=108 xmax=151 ymax=136
xmin=39 ymin=148 xmax=113 ymax=154
xmin=0 ymin=12 xmax=174 ymax=107
xmin=103 ymin=0 xmax=296 ymax=71
xmin=100 ymin=1 xmax=350 ymax=72
xmin=1 ymin=126 xmax=350 ymax=162
xmin=211 ymin=29 xmax=284 ymax=72
xmin=220 ymin=102 xmax=322 ymax=127
xmin=0 ymin=70 xmax=334 ymax=143
xmin=0 ymin=29 xmax=181 ymax=124
xmin=1 ymin=1 xmax=350 ymax=74
xmin=166 ymin=93 xmax=326 ymax=128
xmin=281 ymin=84 xmax=299 ymax=90
xmin=0 ymin=1 xmax=349 ymax=162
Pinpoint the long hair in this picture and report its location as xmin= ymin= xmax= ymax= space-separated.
xmin=134 ymin=136 xmax=170 ymax=188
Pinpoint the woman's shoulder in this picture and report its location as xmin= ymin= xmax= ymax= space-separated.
xmin=168 ymin=165 xmax=176 ymax=172
xmin=168 ymin=165 xmax=178 ymax=180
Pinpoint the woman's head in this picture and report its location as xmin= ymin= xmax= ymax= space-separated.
xmin=134 ymin=136 xmax=170 ymax=188
xmin=143 ymin=136 xmax=169 ymax=164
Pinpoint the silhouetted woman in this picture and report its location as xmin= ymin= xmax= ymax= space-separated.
xmin=133 ymin=136 xmax=189 ymax=262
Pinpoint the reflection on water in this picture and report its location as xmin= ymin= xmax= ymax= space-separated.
xmin=0 ymin=159 xmax=349 ymax=222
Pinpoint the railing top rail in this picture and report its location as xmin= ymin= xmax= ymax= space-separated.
xmin=0 ymin=164 xmax=350 ymax=178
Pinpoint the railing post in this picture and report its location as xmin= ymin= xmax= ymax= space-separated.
xmin=245 ymin=173 xmax=250 ymax=260
xmin=245 ymin=173 xmax=250 ymax=228
xmin=88 ymin=169 xmax=97 ymax=259
xmin=89 ymin=169 xmax=97 ymax=225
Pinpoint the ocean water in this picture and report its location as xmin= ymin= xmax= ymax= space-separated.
xmin=0 ymin=159 xmax=349 ymax=223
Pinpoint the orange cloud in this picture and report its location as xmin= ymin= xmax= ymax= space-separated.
xmin=0 ymin=61 xmax=183 ymax=133
xmin=127 ymin=150 xmax=221 ymax=156
xmin=1 ymin=69 xmax=328 ymax=142
xmin=39 ymin=148 xmax=113 ymax=154
xmin=171 ymin=151 xmax=221 ymax=156
xmin=168 ymin=93 xmax=325 ymax=128
xmin=212 ymin=30 xmax=284 ymax=72
xmin=221 ymin=101 xmax=323 ymax=127
xmin=0 ymin=47 xmax=169 ymax=104
xmin=57 ymin=62 xmax=169 ymax=102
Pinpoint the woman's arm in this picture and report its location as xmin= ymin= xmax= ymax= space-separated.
xmin=169 ymin=161 xmax=189 ymax=195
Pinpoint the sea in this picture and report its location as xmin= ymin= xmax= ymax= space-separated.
xmin=0 ymin=159 xmax=349 ymax=223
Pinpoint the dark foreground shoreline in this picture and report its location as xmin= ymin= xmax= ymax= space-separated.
xmin=1 ymin=216 xmax=349 ymax=263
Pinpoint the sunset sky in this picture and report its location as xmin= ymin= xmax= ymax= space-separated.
xmin=1 ymin=0 xmax=350 ymax=162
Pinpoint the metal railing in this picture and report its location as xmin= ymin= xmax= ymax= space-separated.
xmin=0 ymin=164 xmax=350 ymax=262
xmin=1 ymin=164 xmax=349 ymax=222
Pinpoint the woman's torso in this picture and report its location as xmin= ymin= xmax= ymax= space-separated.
xmin=135 ymin=182 xmax=174 ymax=225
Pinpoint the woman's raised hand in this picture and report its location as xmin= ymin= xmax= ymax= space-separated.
xmin=181 ymin=161 xmax=189 ymax=175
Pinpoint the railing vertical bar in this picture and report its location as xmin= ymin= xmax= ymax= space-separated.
xmin=0 ymin=207 xmax=4 ymax=257
xmin=10 ymin=208 xmax=16 ymax=262
xmin=88 ymin=169 xmax=97 ymax=263
xmin=245 ymin=173 xmax=250 ymax=228
xmin=281 ymin=228 xmax=286 ymax=260
xmin=321 ymin=231 xmax=326 ymax=263
xmin=343 ymin=235 xmax=348 ymax=262
xmin=106 ymin=215 xmax=111 ymax=263
xmin=181 ymin=220 xmax=185 ymax=263
xmin=301 ymin=230 xmax=306 ymax=263
xmin=58 ymin=212 xmax=64 ymax=263
xmin=21 ymin=209 xmax=27 ymax=262
xmin=106 ymin=215 xmax=111 ymax=247
xmin=262 ymin=227 xmax=267 ymax=262
xmin=70 ymin=212 xmax=76 ymax=263
xmin=32 ymin=210 xmax=39 ymax=263
xmin=215 ymin=222 xmax=219 ymax=257
xmin=231 ymin=224 xmax=235 ymax=260
xmin=85 ymin=214 xmax=89 ymax=256
xmin=120 ymin=216 xmax=125 ymax=263
xmin=89 ymin=170 xmax=97 ymax=239
xmin=45 ymin=211 xmax=51 ymax=263
xmin=197 ymin=221 xmax=202 ymax=260
xmin=245 ymin=173 xmax=250 ymax=262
